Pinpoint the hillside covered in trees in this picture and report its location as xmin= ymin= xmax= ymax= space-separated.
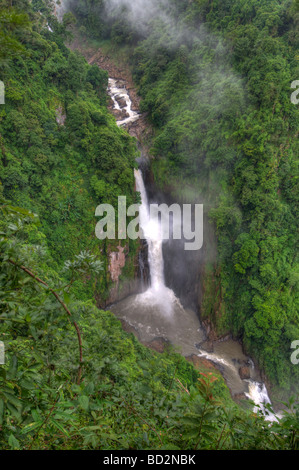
xmin=0 ymin=0 xmax=139 ymax=303
xmin=0 ymin=0 xmax=298 ymax=451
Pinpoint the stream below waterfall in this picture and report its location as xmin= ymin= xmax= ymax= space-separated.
xmin=107 ymin=77 xmax=279 ymax=422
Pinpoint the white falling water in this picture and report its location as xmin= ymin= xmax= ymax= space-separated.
xmin=134 ymin=168 xmax=182 ymax=315
xmin=243 ymin=361 xmax=277 ymax=421
xmin=245 ymin=381 xmax=279 ymax=422
xmin=134 ymin=168 xmax=164 ymax=290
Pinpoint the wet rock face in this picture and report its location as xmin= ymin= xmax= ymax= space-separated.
xmin=126 ymin=114 xmax=150 ymax=141
xmin=103 ymin=242 xmax=149 ymax=307
xmin=109 ymin=246 xmax=126 ymax=283
xmin=115 ymin=80 xmax=126 ymax=88
xmin=138 ymin=240 xmax=150 ymax=290
xmin=163 ymin=238 xmax=202 ymax=311
xmin=104 ymin=277 xmax=142 ymax=308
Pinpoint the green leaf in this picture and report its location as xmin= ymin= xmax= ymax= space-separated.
xmin=32 ymin=409 xmax=42 ymax=422
xmin=78 ymin=395 xmax=89 ymax=411
xmin=8 ymin=434 xmax=20 ymax=450
xmin=6 ymin=402 xmax=21 ymax=421
xmin=3 ymin=391 xmax=22 ymax=409
xmin=50 ymin=419 xmax=69 ymax=436
xmin=20 ymin=378 xmax=35 ymax=390
xmin=21 ymin=421 xmax=42 ymax=435
xmin=8 ymin=355 xmax=18 ymax=379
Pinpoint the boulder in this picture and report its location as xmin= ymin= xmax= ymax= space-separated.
xmin=115 ymin=95 xmax=127 ymax=108
xmin=121 ymin=109 xmax=130 ymax=119
xmin=111 ymin=109 xmax=123 ymax=120
xmin=187 ymin=354 xmax=217 ymax=371
xmin=239 ymin=366 xmax=251 ymax=380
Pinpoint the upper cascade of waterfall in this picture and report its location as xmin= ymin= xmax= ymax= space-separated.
xmin=108 ymin=78 xmax=140 ymax=127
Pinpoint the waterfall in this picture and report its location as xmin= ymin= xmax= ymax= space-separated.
xmin=108 ymin=76 xmax=280 ymax=419
xmin=134 ymin=168 xmax=182 ymax=315
xmin=107 ymin=77 xmax=182 ymax=315
xmin=134 ymin=168 xmax=165 ymax=291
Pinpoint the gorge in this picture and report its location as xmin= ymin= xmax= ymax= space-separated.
xmin=105 ymin=72 xmax=277 ymax=420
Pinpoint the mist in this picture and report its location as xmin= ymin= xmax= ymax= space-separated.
xmin=104 ymin=0 xmax=170 ymax=23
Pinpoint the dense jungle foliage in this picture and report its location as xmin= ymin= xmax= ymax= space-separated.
xmin=0 ymin=0 xmax=298 ymax=451
xmin=0 ymin=0 xmax=139 ymax=302
xmin=70 ymin=0 xmax=299 ymax=393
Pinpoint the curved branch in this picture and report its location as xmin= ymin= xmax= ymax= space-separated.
xmin=7 ymin=259 xmax=83 ymax=384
